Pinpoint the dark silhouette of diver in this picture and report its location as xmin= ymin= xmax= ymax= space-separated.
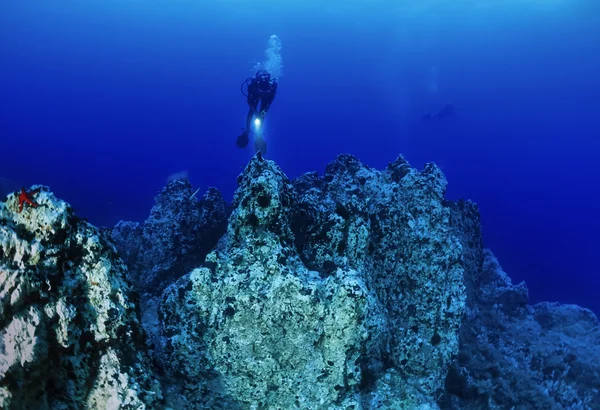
xmin=236 ymin=70 xmax=278 ymax=154
xmin=422 ymin=103 xmax=456 ymax=123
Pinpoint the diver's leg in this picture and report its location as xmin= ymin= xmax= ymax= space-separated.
xmin=253 ymin=99 xmax=269 ymax=154
xmin=245 ymin=107 xmax=254 ymax=131
xmin=236 ymin=107 xmax=254 ymax=148
xmin=259 ymin=97 xmax=273 ymax=117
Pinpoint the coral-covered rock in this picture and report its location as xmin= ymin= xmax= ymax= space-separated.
xmin=294 ymin=154 xmax=466 ymax=402
xmin=111 ymin=220 xmax=142 ymax=269
xmin=3 ymin=152 xmax=598 ymax=410
xmin=0 ymin=186 xmax=162 ymax=409
xmin=113 ymin=179 xmax=228 ymax=296
xmin=112 ymin=179 xmax=228 ymax=357
xmin=443 ymin=250 xmax=600 ymax=409
xmin=159 ymin=153 xmax=466 ymax=408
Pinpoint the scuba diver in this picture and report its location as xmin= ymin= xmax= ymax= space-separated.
xmin=422 ymin=103 xmax=456 ymax=123
xmin=236 ymin=70 xmax=278 ymax=155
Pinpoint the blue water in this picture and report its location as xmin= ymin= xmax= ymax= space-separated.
xmin=1 ymin=0 xmax=599 ymax=313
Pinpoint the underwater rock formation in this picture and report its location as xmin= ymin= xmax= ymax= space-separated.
xmin=112 ymin=178 xmax=228 ymax=357
xmin=154 ymin=153 xmax=599 ymax=409
xmin=159 ymin=154 xmax=387 ymax=408
xmin=112 ymin=178 xmax=228 ymax=296
xmin=294 ymin=155 xmax=466 ymax=402
xmin=0 ymin=187 xmax=161 ymax=409
xmin=443 ymin=250 xmax=600 ymax=409
xmin=158 ymin=153 xmax=466 ymax=408
xmin=2 ymin=153 xmax=598 ymax=410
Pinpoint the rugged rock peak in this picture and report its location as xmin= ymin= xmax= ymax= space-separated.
xmin=138 ymin=177 xmax=204 ymax=281
xmin=158 ymin=155 xmax=389 ymax=408
xmin=324 ymin=153 xmax=368 ymax=179
xmin=111 ymin=178 xmax=228 ymax=366
xmin=112 ymin=177 xmax=228 ymax=296
xmin=294 ymin=153 xmax=466 ymax=402
xmin=228 ymin=153 xmax=296 ymax=247
xmin=157 ymin=154 xmax=468 ymax=409
xmin=386 ymin=154 xmax=412 ymax=182
xmin=0 ymin=186 xmax=161 ymax=409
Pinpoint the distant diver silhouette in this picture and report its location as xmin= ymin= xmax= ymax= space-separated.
xmin=422 ymin=103 xmax=456 ymax=123
xmin=236 ymin=70 xmax=278 ymax=155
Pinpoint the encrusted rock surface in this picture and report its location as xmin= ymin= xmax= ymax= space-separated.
xmin=442 ymin=250 xmax=600 ymax=409
xmin=113 ymin=178 xmax=228 ymax=296
xmin=158 ymin=153 xmax=467 ymax=408
xmin=3 ymin=152 xmax=599 ymax=410
xmin=293 ymin=154 xmax=466 ymax=402
xmin=112 ymin=178 xmax=228 ymax=357
xmin=0 ymin=187 xmax=162 ymax=409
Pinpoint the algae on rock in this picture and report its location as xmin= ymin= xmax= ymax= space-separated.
xmin=4 ymin=153 xmax=595 ymax=410
xmin=0 ymin=187 xmax=162 ymax=409
xmin=158 ymin=153 xmax=468 ymax=409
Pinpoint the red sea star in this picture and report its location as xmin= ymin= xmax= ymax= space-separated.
xmin=18 ymin=187 xmax=40 ymax=213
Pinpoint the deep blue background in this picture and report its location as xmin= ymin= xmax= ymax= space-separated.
xmin=1 ymin=1 xmax=599 ymax=313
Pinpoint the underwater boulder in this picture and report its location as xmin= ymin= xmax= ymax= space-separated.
xmin=0 ymin=187 xmax=162 ymax=409
xmin=158 ymin=153 xmax=467 ymax=409
xmin=112 ymin=178 xmax=228 ymax=358
xmin=113 ymin=178 xmax=228 ymax=295
xmin=443 ymin=250 xmax=600 ymax=409
xmin=159 ymin=154 xmax=389 ymax=409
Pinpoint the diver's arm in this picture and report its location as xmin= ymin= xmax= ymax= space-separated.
xmin=260 ymin=100 xmax=272 ymax=116
xmin=260 ymin=84 xmax=277 ymax=115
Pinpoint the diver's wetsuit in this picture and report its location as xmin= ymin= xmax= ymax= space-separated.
xmin=237 ymin=70 xmax=278 ymax=150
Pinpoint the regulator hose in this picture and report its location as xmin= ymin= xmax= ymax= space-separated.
xmin=240 ymin=78 xmax=252 ymax=97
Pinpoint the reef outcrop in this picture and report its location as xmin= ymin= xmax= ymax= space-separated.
xmin=112 ymin=178 xmax=228 ymax=297
xmin=111 ymin=178 xmax=228 ymax=364
xmin=2 ymin=152 xmax=598 ymax=410
xmin=153 ymin=153 xmax=599 ymax=409
xmin=157 ymin=153 xmax=466 ymax=408
xmin=0 ymin=187 xmax=161 ymax=409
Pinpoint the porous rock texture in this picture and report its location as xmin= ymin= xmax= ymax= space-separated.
xmin=293 ymin=155 xmax=466 ymax=402
xmin=112 ymin=178 xmax=228 ymax=356
xmin=442 ymin=195 xmax=600 ymax=409
xmin=0 ymin=186 xmax=162 ymax=409
xmin=4 ymin=153 xmax=599 ymax=410
xmin=112 ymin=178 xmax=228 ymax=296
xmin=158 ymin=153 xmax=467 ymax=409
xmin=442 ymin=250 xmax=600 ymax=409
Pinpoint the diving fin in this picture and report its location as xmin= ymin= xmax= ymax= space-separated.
xmin=236 ymin=130 xmax=249 ymax=148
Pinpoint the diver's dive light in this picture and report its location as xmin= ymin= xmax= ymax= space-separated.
xmin=254 ymin=118 xmax=261 ymax=128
